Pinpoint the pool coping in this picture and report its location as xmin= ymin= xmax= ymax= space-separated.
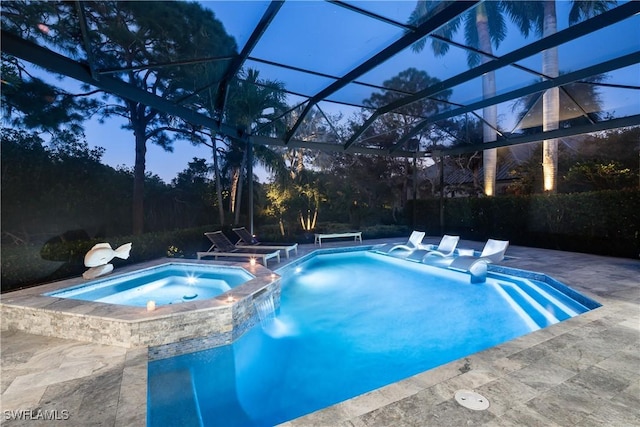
xmin=0 ymin=258 xmax=281 ymax=349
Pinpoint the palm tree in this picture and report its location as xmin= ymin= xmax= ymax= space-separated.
xmin=189 ymin=68 xmax=287 ymax=226
xmin=223 ymin=68 xmax=288 ymax=224
xmin=503 ymin=0 xmax=617 ymax=193
xmin=409 ymin=1 xmax=508 ymax=196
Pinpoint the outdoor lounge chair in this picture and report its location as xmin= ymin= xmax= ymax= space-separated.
xmin=421 ymin=234 xmax=460 ymax=257
xmin=196 ymin=231 xmax=281 ymax=266
xmin=475 ymin=238 xmax=510 ymax=263
xmin=232 ymin=227 xmax=298 ymax=259
xmin=376 ymin=230 xmax=426 ymax=253
xmin=447 ymin=239 xmax=510 ymax=283
xmin=449 ymin=238 xmax=509 ymax=264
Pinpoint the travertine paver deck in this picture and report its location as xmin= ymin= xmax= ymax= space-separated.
xmin=1 ymin=238 xmax=639 ymax=426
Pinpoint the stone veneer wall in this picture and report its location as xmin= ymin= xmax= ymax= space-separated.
xmin=1 ymin=303 xmax=234 ymax=348
xmin=148 ymin=280 xmax=282 ymax=360
xmin=232 ymin=281 xmax=282 ymax=341
xmin=1 ymin=305 xmax=134 ymax=346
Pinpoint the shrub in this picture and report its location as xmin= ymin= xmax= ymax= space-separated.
xmin=409 ymin=189 xmax=639 ymax=258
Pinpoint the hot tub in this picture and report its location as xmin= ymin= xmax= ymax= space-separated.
xmin=1 ymin=259 xmax=280 ymax=351
xmin=45 ymin=263 xmax=253 ymax=307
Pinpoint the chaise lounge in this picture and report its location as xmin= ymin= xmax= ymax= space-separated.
xmin=196 ymin=231 xmax=281 ymax=266
xmin=421 ymin=234 xmax=460 ymax=258
xmin=447 ymin=239 xmax=510 ymax=283
xmin=456 ymin=238 xmax=510 ymax=264
xmin=232 ymin=227 xmax=298 ymax=259
xmin=375 ymin=230 xmax=425 ymax=254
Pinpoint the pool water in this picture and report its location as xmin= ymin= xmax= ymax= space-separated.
xmin=148 ymin=251 xmax=597 ymax=426
xmin=45 ymin=263 xmax=253 ymax=307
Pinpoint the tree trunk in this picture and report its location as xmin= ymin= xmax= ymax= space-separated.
xmin=212 ymin=136 xmax=225 ymax=226
xmin=229 ymin=167 xmax=239 ymax=215
xmin=542 ymin=1 xmax=559 ymax=193
xmin=476 ymin=4 xmax=498 ymax=197
xmin=132 ymin=116 xmax=147 ymax=235
xmin=401 ymin=158 xmax=409 ymax=206
xmin=234 ymin=148 xmax=248 ymax=224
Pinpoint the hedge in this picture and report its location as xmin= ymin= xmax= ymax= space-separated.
xmin=408 ymin=189 xmax=639 ymax=258
xmin=3 ymin=189 xmax=637 ymax=292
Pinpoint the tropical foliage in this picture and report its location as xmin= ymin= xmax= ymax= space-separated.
xmin=1 ymin=0 xmax=238 ymax=234
xmin=0 ymin=129 xmax=215 ymax=243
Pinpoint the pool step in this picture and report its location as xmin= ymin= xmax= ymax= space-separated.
xmin=491 ymin=284 xmax=542 ymax=331
xmin=494 ymin=277 xmax=589 ymax=329
xmin=511 ymin=277 xmax=589 ymax=316
xmin=498 ymin=283 xmax=561 ymax=328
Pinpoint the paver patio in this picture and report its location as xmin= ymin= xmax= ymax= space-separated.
xmin=1 ymin=238 xmax=638 ymax=426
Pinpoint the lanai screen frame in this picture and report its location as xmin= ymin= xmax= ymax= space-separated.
xmin=3 ymin=1 xmax=638 ymax=152
xmin=2 ymin=1 xmax=639 ymax=233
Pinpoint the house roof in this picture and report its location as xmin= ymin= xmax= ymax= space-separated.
xmin=422 ymin=155 xmax=519 ymax=186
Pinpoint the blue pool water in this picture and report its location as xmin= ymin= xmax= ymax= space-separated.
xmin=148 ymin=251 xmax=598 ymax=426
xmin=45 ymin=263 xmax=253 ymax=307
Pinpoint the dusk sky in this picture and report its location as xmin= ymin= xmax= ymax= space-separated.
xmin=16 ymin=1 xmax=640 ymax=183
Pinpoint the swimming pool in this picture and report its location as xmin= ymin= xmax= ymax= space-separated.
xmin=45 ymin=263 xmax=253 ymax=307
xmin=148 ymin=250 xmax=599 ymax=426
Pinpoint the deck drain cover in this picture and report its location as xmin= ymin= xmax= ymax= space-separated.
xmin=454 ymin=390 xmax=490 ymax=410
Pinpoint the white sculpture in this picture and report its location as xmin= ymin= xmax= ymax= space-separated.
xmin=82 ymin=242 xmax=132 ymax=280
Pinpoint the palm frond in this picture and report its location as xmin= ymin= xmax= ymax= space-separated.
xmin=569 ymin=1 xmax=617 ymax=24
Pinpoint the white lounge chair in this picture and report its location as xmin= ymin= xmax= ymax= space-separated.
xmin=476 ymin=238 xmax=510 ymax=263
xmin=450 ymin=238 xmax=509 ymax=264
xmin=448 ymin=239 xmax=510 ymax=282
xmin=422 ymin=235 xmax=460 ymax=258
xmin=376 ymin=231 xmax=426 ymax=253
